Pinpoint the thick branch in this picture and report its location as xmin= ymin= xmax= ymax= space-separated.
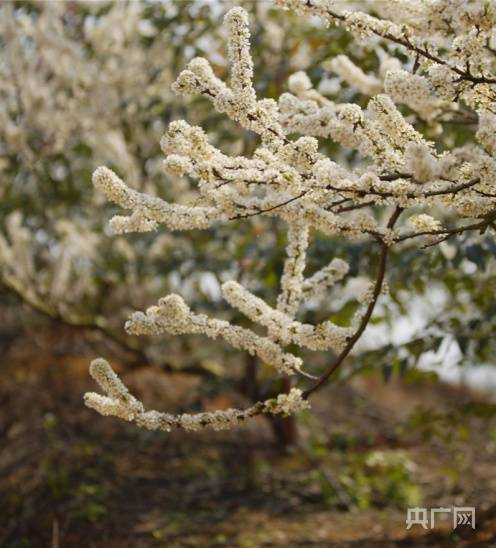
xmin=303 ymin=207 xmax=403 ymax=398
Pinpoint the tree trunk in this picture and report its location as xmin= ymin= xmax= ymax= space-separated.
xmin=241 ymin=356 xmax=297 ymax=448
xmin=241 ymin=353 xmax=259 ymax=400
xmin=269 ymin=377 xmax=298 ymax=448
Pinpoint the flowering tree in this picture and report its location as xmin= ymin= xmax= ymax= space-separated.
xmin=84 ymin=1 xmax=496 ymax=432
xmin=0 ymin=1 xmax=194 ymax=359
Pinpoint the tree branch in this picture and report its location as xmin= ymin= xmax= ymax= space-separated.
xmin=313 ymin=1 xmax=496 ymax=86
xmin=1 ymin=279 xmax=148 ymax=365
xmin=303 ymin=207 xmax=403 ymax=398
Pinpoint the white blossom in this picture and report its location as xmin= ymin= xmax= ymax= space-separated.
xmin=404 ymin=143 xmax=439 ymax=183
xmin=477 ymin=113 xmax=496 ymax=157
xmin=263 ymin=388 xmax=310 ymax=416
xmin=408 ymin=214 xmax=442 ymax=232
xmin=288 ymin=71 xmax=313 ymax=95
xmin=325 ymin=54 xmax=382 ymax=96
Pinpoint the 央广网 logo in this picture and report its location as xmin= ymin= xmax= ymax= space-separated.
xmin=406 ymin=506 xmax=475 ymax=530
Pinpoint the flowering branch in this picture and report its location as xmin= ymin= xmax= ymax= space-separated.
xmin=278 ymin=0 xmax=496 ymax=86
xmin=84 ymin=3 xmax=496 ymax=433
xmin=85 ymin=358 xmax=309 ymax=431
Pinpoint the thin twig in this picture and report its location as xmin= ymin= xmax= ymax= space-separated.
xmin=395 ymin=210 xmax=496 ymax=244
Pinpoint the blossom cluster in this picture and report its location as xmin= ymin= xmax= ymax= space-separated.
xmin=124 ymin=294 xmax=304 ymax=375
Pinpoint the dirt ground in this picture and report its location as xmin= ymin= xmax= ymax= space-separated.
xmin=1 ymin=326 xmax=496 ymax=547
